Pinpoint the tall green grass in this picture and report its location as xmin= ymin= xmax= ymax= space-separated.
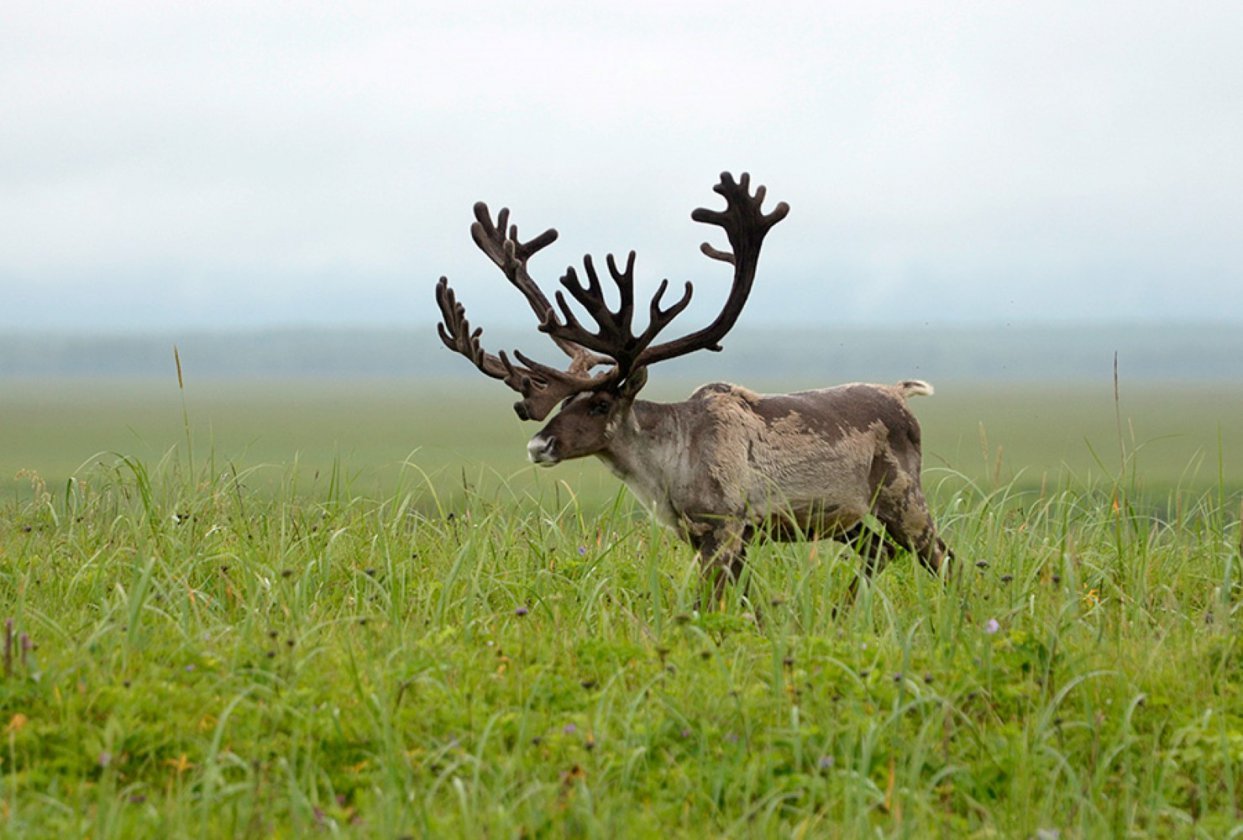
xmin=2 ymin=439 xmax=1240 ymax=836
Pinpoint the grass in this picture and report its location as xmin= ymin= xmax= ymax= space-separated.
xmin=1 ymin=377 xmax=1242 ymax=835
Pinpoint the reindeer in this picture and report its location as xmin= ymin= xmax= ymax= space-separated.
xmin=434 ymin=172 xmax=951 ymax=601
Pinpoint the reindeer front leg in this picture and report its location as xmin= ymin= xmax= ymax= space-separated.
xmin=686 ymin=518 xmax=752 ymax=608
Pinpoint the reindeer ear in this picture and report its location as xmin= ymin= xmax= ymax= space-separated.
xmin=620 ymin=367 xmax=648 ymax=399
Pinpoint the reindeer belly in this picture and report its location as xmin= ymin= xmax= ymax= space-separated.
xmin=748 ymin=483 xmax=871 ymax=540
xmin=739 ymin=436 xmax=876 ymax=538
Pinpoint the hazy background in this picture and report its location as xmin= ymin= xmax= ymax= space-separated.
xmin=3 ymin=0 xmax=1242 ymax=344
xmin=4 ymin=2 xmax=1242 ymax=504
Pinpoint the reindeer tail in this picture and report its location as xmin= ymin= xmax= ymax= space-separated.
xmin=896 ymin=379 xmax=934 ymax=398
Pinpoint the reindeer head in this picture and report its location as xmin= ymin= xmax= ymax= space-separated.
xmin=434 ymin=172 xmax=789 ymax=465
xmin=524 ymin=368 xmax=649 ymax=466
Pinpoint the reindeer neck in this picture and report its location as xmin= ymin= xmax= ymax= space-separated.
xmin=595 ymin=398 xmax=689 ymax=487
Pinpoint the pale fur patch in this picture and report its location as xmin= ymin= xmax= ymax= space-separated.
xmin=695 ymin=386 xmax=881 ymax=531
xmin=896 ymin=379 xmax=934 ymax=398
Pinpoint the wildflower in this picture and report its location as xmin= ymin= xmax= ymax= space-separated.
xmin=563 ymin=723 xmax=577 ymax=735
xmin=577 ymin=546 xmax=587 ymax=556
xmin=98 ymin=751 xmax=112 ymax=768
xmin=515 ymin=606 xmax=529 ymax=617
xmin=984 ymin=618 xmax=1000 ymax=635
xmin=818 ymin=755 xmax=834 ymax=770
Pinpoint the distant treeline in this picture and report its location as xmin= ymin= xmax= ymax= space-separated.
xmin=2 ymin=322 xmax=1240 ymax=383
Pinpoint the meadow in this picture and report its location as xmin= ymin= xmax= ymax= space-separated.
xmin=1 ymin=376 xmax=1241 ymax=836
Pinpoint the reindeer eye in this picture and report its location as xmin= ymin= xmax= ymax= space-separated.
xmin=589 ymin=400 xmax=610 ymax=416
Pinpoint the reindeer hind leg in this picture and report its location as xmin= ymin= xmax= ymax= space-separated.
xmin=874 ymin=486 xmax=952 ymax=581
xmin=835 ymin=521 xmax=901 ymax=604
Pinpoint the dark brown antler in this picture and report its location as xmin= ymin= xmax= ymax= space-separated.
xmin=634 ymin=171 xmax=789 ymax=366
xmin=434 ymin=172 xmax=788 ymax=420
xmin=544 ymin=251 xmax=693 ymax=382
xmin=434 ymin=278 xmax=616 ymax=420
xmin=469 ymin=203 xmax=609 ymax=373
xmin=536 ymin=171 xmax=786 ymax=378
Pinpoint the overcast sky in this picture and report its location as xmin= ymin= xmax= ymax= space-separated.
xmin=2 ymin=1 xmax=1240 ymax=333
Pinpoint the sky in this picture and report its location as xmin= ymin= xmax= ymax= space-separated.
xmin=2 ymin=0 xmax=1241 ymax=334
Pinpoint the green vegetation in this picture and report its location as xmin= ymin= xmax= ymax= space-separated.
xmin=1 ymin=377 xmax=1242 ymax=835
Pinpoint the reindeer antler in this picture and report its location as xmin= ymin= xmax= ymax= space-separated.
xmin=434 ymin=278 xmax=616 ymax=420
xmin=434 ymin=172 xmax=788 ymax=420
xmin=634 ymin=171 xmax=789 ymax=365
xmin=542 ymin=251 xmax=693 ymax=382
xmin=469 ymin=203 xmax=610 ymax=374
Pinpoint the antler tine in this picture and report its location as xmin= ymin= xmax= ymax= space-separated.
xmin=641 ymin=278 xmax=694 ymax=343
xmin=508 ymin=221 xmax=559 ymax=264
xmin=559 ymin=257 xmax=606 ymax=319
xmin=541 ymin=249 xmax=688 ymax=379
xmin=470 ymin=202 xmax=559 ymax=312
xmin=700 ymin=242 xmax=735 ymax=264
xmin=689 ymin=172 xmax=790 ymax=237
xmin=435 ymin=277 xmax=515 ymax=383
xmin=551 ymin=282 xmax=594 ymax=345
xmin=634 ymin=171 xmax=789 ymax=367
xmin=469 ymin=201 xmax=611 ymax=370
xmin=547 ymin=256 xmax=615 ymax=348
xmin=605 ymin=251 xmax=637 ymax=334
xmin=552 ymin=252 xmax=637 ymax=339
xmin=436 ymin=276 xmax=616 ymax=421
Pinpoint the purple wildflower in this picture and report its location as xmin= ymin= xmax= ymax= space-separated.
xmin=984 ymin=618 xmax=1001 ymax=635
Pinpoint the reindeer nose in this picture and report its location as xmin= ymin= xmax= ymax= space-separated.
xmin=527 ymin=434 xmax=558 ymax=465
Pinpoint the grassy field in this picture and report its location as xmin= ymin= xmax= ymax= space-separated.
xmin=1 ymin=376 xmax=1242 ymax=836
